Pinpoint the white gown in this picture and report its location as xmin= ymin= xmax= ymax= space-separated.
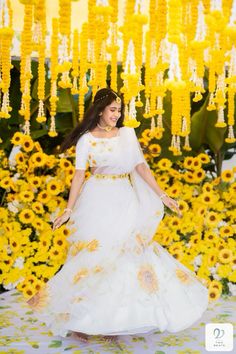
xmin=27 ymin=126 xmax=209 ymax=337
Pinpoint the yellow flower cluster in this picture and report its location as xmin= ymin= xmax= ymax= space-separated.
xmin=152 ymin=155 xmax=236 ymax=301
xmin=78 ymin=23 xmax=89 ymax=121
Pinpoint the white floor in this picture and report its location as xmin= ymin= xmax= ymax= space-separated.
xmin=0 ymin=290 xmax=235 ymax=353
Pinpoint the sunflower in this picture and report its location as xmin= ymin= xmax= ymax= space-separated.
xmin=18 ymin=209 xmax=35 ymax=224
xmin=53 ymin=235 xmax=67 ymax=249
xmin=28 ymin=176 xmax=42 ymax=188
xmin=183 ymin=171 xmax=195 ymax=183
xmin=191 ymin=157 xmax=202 ymax=171
xmin=178 ymin=200 xmax=189 ymax=213
xmin=193 ymin=169 xmax=205 ymax=182
xmin=208 ymin=287 xmax=221 ymax=302
xmin=198 ymin=153 xmax=210 ymax=164
xmin=15 ymin=152 xmax=26 ymax=165
xmin=32 ymin=218 xmax=45 ymax=230
xmin=148 ymin=143 xmax=161 ymax=157
xmin=49 ymin=245 xmax=64 ymax=261
xmin=221 ymin=169 xmax=234 ymax=183
xmin=9 ymin=237 xmax=21 ymax=253
xmin=157 ymin=158 xmax=172 ymax=171
xmin=205 ymin=211 xmax=220 ymax=227
xmin=204 ymin=230 xmax=218 ymax=243
xmin=169 ymin=216 xmax=181 ymax=230
xmin=217 ymin=264 xmax=232 ymax=278
xmin=31 ymin=152 xmax=47 ymax=167
xmin=32 ymin=201 xmax=44 ymax=214
xmin=22 ymin=135 xmax=34 ymax=152
xmin=59 ymin=158 xmax=72 ymax=170
xmin=201 ymin=192 xmax=214 ymax=205
xmin=202 ymin=182 xmax=213 ymax=193
xmin=141 ymin=129 xmax=152 ymax=140
xmin=46 ymin=179 xmax=62 ymax=196
xmin=183 ymin=156 xmax=194 ymax=170
xmin=137 ymin=263 xmax=159 ymax=293
xmin=22 ymin=284 xmax=35 ymax=299
xmin=167 ymin=183 xmax=182 ymax=198
xmin=206 ymin=252 xmax=217 ymax=266
xmin=219 ymin=225 xmax=234 ymax=238
xmin=11 ymin=132 xmax=24 ymax=145
xmin=0 ymin=176 xmax=13 ymax=189
xmin=37 ymin=190 xmax=51 ymax=204
xmin=19 ymin=190 xmax=34 ymax=203
xmin=218 ymin=248 xmax=233 ymax=264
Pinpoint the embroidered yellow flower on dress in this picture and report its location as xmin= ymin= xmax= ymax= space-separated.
xmin=175 ymin=268 xmax=193 ymax=285
xmin=93 ymin=265 xmax=103 ymax=273
xmin=86 ymin=239 xmax=99 ymax=252
xmin=70 ymin=240 xmax=87 ymax=256
xmin=56 ymin=313 xmax=70 ymax=321
xmin=137 ymin=264 xmax=159 ymax=293
xmin=71 ymin=296 xmax=84 ymax=303
xmin=73 ymin=268 xmax=89 ymax=284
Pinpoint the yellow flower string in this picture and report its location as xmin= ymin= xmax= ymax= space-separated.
xmin=78 ymin=23 xmax=89 ymax=121
xmin=0 ymin=0 xmax=13 ymax=119
xmin=57 ymin=0 xmax=72 ymax=89
xmin=48 ymin=19 xmax=59 ymax=137
xmin=19 ymin=3 xmax=34 ymax=135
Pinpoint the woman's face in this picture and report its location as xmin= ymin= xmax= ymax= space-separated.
xmin=99 ymin=100 xmax=122 ymax=127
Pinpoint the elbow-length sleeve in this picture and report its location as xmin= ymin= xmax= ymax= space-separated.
xmin=75 ymin=133 xmax=89 ymax=170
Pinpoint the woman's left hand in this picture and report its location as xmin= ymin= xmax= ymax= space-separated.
xmin=161 ymin=195 xmax=182 ymax=217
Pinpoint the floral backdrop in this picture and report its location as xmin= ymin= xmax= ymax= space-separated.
xmin=0 ymin=129 xmax=236 ymax=304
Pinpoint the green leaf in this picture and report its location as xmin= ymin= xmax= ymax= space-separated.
xmin=190 ymin=94 xmax=227 ymax=153
xmin=48 ymin=340 xmax=63 ymax=348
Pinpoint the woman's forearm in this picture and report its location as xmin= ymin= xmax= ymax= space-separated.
xmin=135 ymin=163 xmax=166 ymax=197
xmin=66 ymin=170 xmax=86 ymax=210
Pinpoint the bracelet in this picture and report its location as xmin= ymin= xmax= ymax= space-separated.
xmin=159 ymin=193 xmax=168 ymax=200
xmin=64 ymin=208 xmax=73 ymax=213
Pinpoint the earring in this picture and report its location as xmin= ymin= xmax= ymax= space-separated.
xmin=99 ymin=112 xmax=102 ymax=116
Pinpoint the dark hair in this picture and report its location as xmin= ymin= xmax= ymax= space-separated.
xmin=60 ymin=88 xmax=125 ymax=152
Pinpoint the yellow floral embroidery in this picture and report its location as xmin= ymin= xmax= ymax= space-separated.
xmin=56 ymin=313 xmax=70 ymax=321
xmin=73 ymin=268 xmax=89 ymax=284
xmin=175 ymin=268 xmax=193 ymax=284
xmin=71 ymin=296 xmax=83 ymax=303
xmin=137 ymin=264 xmax=159 ymax=293
xmin=86 ymin=239 xmax=99 ymax=252
xmin=93 ymin=265 xmax=103 ymax=273
xmin=27 ymin=284 xmax=49 ymax=311
xmin=70 ymin=241 xmax=87 ymax=256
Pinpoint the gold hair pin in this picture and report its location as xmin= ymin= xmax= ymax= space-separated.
xmin=94 ymin=91 xmax=121 ymax=104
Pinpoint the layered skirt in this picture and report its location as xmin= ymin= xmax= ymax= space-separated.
xmin=27 ymin=171 xmax=209 ymax=337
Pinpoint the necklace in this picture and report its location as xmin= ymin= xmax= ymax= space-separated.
xmin=97 ymin=123 xmax=113 ymax=132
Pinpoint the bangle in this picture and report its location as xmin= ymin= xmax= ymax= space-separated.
xmin=159 ymin=193 xmax=167 ymax=200
xmin=64 ymin=208 xmax=73 ymax=213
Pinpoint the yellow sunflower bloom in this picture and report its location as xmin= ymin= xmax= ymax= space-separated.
xmin=0 ymin=176 xmax=13 ymax=189
xmin=202 ymin=182 xmax=214 ymax=193
xmin=191 ymin=157 xmax=202 ymax=171
xmin=205 ymin=211 xmax=220 ymax=227
xmin=218 ymin=248 xmax=233 ymax=264
xmin=217 ymin=264 xmax=232 ymax=278
xmin=19 ymin=209 xmax=35 ymax=224
xmin=219 ymin=225 xmax=234 ymax=238
xmin=59 ymin=158 xmax=72 ymax=170
xmin=208 ymin=285 xmax=221 ymax=302
xmin=28 ymin=176 xmax=42 ymax=188
xmin=46 ymin=179 xmax=62 ymax=196
xmin=183 ymin=156 xmax=194 ymax=170
xmin=11 ymin=132 xmax=24 ymax=145
xmin=157 ymin=158 xmax=172 ymax=171
xmin=19 ymin=190 xmax=35 ymax=203
xmin=221 ymin=169 xmax=234 ymax=183
xmin=198 ymin=153 xmax=210 ymax=164
xmin=148 ymin=143 xmax=161 ymax=157
xmin=32 ymin=201 xmax=44 ymax=214
xmin=30 ymin=152 xmax=47 ymax=167
xmin=22 ymin=136 xmax=34 ymax=152
xmin=37 ymin=190 xmax=51 ymax=204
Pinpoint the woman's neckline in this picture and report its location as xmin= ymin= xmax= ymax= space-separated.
xmin=88 ymin=127 xmax=122 ymax=139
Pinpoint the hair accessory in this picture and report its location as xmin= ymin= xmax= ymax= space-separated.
xmin=93 ymin=91 xmax=121 ymax=104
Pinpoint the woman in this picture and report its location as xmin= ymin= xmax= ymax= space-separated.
xmin=27 ymin=88 xmax=209 ymax=344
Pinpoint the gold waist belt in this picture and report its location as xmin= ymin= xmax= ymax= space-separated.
xmin=93 ymin=172 xmax=130 ymax=180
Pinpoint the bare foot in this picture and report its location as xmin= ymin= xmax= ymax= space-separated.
xmin=73 ymin=331 xmax=89 ymax=343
